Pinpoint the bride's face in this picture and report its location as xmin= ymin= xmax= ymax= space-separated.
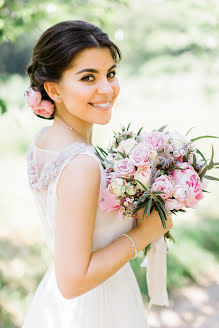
xmin=56 ymin=47 xmax=120 ymax=125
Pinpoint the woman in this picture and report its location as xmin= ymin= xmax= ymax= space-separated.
xmin=22 ymin=20 xmax=172 ymax=327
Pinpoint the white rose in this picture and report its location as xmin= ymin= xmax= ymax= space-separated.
xmin=125 ymin=183 xmax=137 ymax=196
xmin=116 ymin=138 xmax=138 ymax=155
xmin=108 ymin=178 xmax=126 ymax=197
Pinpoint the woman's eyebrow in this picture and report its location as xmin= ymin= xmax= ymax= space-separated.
xmin=76 ymin=64 xmax=116 ymax=75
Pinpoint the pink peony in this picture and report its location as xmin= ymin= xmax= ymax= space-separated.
xmin=32 ymin=100 xmax=55 ymax=118
xmin=114 ymin=158 xmax=136 ymax=178
xmin=24 ymin=87 xmax=42 ymax=106
xmin=170 ymin=162 xmax=203 ymax=208
xmin=151 ymin=175 xmax=174 ymax=199
xmin=165 ymin=198 xmax=184 ymax=211
xmin=99 ymin=189 xmax=124 ymax=220
xmin=129 ymin=143 xmax=151 ymax=167
xmin=140 ymin=131 xmax=166 ymax=151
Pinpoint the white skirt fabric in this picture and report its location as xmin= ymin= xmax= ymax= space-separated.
xmin=22 ymin=262 xmax=148 ymax=328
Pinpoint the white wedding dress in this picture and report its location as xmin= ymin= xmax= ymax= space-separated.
xmin=21 ymin=125 xmax=149 ymax=328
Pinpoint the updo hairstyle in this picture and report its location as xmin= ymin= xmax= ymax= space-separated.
xmin=26 ymin=20 xmax=122 ymax=119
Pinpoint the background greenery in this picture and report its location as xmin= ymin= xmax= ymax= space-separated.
xmin=0 ymin=0 xmax=219 ymax=327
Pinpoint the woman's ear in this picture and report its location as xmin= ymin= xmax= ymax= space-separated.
xmin=44 ymin=81 xmax=61 ymax=103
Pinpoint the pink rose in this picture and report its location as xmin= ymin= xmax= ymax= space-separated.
xmin=151 ymin=175 xmax=174 ymax=199
xmin=140 ymin=131 xmax=166 ymax=151
xmin=24 ymin=87 xmax=42 ymax=106
xmin=170 ymin=162 xmax=203 ymax=208
xmin=32 ymin=100 xmax=55 ymax=118
xmin=114 ymin=158 xmax=136 ymax=178
xmin=129 ymin=143 xmax=151 ymax=167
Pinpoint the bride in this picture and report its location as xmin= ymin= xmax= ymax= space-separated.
xmin=22 ymin=20 xmax=172 ymax=327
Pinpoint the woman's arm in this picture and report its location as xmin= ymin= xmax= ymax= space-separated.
xmin=54 ymin=154 xmax=171 ymax=299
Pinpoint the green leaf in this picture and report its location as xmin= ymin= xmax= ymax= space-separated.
xmin=158 ymin=125 xmax=167 ymax=132
xmin=132 ymin=202 xmax=146 ymax=214
xmin=155 ymin=196 xmax=168 ymax=214
xmin=190 ymin=135 xmax=219 ymax=142
xmin=193 ymin=153 xmax=197 ymax=167
xmin=196 ymin=148 xmax=206 ymax=161
xmin=96 ymin=146 xmax=108 ymax=157
xmin=117 ymin=151 xmax=127 ymax=158
xmin=155 ymin=203 xmax=167 ymax=229
xmin=186 ymin=126 xmax=196 ymax=136
xmin=208 ymin=144 xmax=214 ymax=170
xmin=137 ymin=126 xmax=144 ymax=136
xmin=135 ymin=179 xmax=148 ymax=191
xmin=142 ymin=202 xmax=148 ymax=221
xmin=199 ymin=165 xmax=208 ymax=179
xmin=136 ymin=194 xmax=150 ymax=206
xmin=202 ymin=189 xmax=210 ymax=193
xmin=204 ymin=175 xmax=219 ymax=181
xmin=126 ymin=122 xmax=131 ymax=131
xmin=147 ymin=197 xmax=153 ymax=218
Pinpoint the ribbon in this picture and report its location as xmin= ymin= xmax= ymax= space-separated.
xmin=140 ymin=236 xmax=169 ymax=316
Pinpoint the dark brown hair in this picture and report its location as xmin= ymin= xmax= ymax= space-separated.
xmin=26 ymin=20 xmax=122 ymax=119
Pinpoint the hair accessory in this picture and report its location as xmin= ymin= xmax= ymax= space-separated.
xmin=122 ymin=233 xmax=138 ymax=259
xmin=24 ymin=87 xmax=55 ymax=118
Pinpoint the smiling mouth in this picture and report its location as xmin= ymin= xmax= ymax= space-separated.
xmin=89 ymin=101 xmax=111 ymax=109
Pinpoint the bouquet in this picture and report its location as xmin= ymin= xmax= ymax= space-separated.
xmin=95 ymin=124 xmax=219 ymax=255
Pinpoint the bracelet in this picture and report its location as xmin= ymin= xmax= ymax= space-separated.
xmin=122 ymin=233 xmax=138 ymax=259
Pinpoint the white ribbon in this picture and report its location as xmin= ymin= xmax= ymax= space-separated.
xmin=141 ymin=236 xmax=169 ymax=316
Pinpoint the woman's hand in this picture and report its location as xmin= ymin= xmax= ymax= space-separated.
xmin=136 ymin=207 xmax=173 ymax=241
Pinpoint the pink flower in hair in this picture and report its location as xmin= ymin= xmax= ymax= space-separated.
xmin=32 ymin=100 xmax=55 ymax=118
xmin=24 ymin=87 xmax=42 ymax=106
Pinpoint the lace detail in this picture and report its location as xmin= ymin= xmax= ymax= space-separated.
xmin=26 ymin=128 xmax=96 ymax=191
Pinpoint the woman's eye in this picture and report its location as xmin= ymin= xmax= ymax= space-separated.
xmin=81 ymin=75 xmax=94 ymax=82
xmin=108 ymin=71 xmax=117 ymax=78
xmin=81 ymin=71 xmax=117 ymax=82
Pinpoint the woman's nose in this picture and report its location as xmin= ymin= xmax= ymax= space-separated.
xmin=97 ymin=79 xmax=113 ymax=95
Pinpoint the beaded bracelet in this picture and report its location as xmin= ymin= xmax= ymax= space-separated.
xmin=122 ymin=233 xmax=138 ymax=259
